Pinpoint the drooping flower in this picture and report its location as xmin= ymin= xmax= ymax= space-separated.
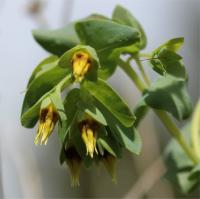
xmin=65 ymin=147 xmax=82 ymax=187
xmin=71 ymin=51 xmax=92 ymax=82
xmin=34 ymin=103 xmax=58 ymax=145
xmin=80 ymin=119 xmax=98 ymax=158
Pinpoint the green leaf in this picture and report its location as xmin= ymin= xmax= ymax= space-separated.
xmin=32 ymin=22 xmax=80 ymax=56
xmin=21 ymin=67 xmax=71 ymax=128
xmin=98 ymin=49 xmax=118 ymax=80
xmin=112 ymin=5 xmax=147 ymax=49
xmin=83 ymin=78 xmax=135 ymax=127
xmin=98 ymin=128 xmax=122 ymax=157
xmin=150 ymin=38 xmax=186 ymax=79
xmin=27 ymin=55 xmax=58 ymax=87
xmin=75 ymin=19 xmax=140 ymax=52
xmin=96 ymin=101 xmax=141 ymax=155
xmin=154 ymin=37 xmax=184 ymax=54
xmin=83 ymin=103 xmax=107 ymax=126
xmin=133 ymin=98 xmax=149 ymax=127
xmin=109 ymin=124 xmax=141 ymax=155
xmin=144 ymin=76 xmax=192 ymax=120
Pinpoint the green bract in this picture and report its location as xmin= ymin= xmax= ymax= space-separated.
xmin=21 ymin=4 xmax=200 ymax=192
xmin=150 ymin=38 xmax=187 ymax=79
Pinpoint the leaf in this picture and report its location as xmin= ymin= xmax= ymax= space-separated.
xmin=98 ymin=49 xmax=118 ymax=80
xmin=32 ymin=22 xmax=80 ymax=56
xmin=98 ymin=128 xmax=122 ymax=158
xmin=21 ymin=67 xmax=71 ymax=128
xmin=83 ymin=78 xmax=135 ymax=127
xmin=154 ymin=37 xmax=184 ymax=54
xmin=75 ymin=19 xmax=140 ymax=52
xmin=144 ymin=76 xmax=193 ymax=120
xmin=96 ymin=101 xmax=141 ymax=155
xmin=27 ymin=55 xmax=58 ymax=87
xmin=133 ymin=98 xmax=149 ymax=127
xmin=150 ymin=38 xmax=186 ymax=79
xmin=50 ymin=90 xmax=66 ymax=121
xmin=112 ymin=5 xmax=147 ymax=49
xmin=83 ymin=104 xmax=107 ymax=126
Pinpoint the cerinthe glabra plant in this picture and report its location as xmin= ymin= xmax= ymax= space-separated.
xmin=21 ymin=5 xmax=200 ymax=193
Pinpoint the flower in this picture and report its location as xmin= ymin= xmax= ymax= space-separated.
xmin=101 ymin=152 xmax=117 ymax=183
xmin=80 ymin=119 xmax=98 ymax=158
xmin=71 ymin=51 xmax=92 ymax=82
xmin=65 ymin=147 xmax=82 ymax=187
xmin=34 ymin=103 xmax=58 ymax=145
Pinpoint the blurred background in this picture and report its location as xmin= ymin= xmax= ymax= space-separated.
xmin=0 ymin=0 xmax=200 ymax=198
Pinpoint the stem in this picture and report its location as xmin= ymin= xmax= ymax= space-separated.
xmin=140 ymin=53 xmax=152 ymax=58
xmin=118 ymin=58 xmax=199 ymax=164
xmin=118 ymin=58 xmax=147 ymax=91
xmin=135 ymin=56 xmax=151 ymax=85
xmin=156 ymin=110 xmax=199 ymax=164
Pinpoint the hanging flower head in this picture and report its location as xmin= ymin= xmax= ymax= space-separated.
xmin=71 ymin=51 xmax=92 ymax=82
xmin=34 ymin=103 xmax=58 ymax=145
xmin=79 ymin=118 xmax=99 ymax=158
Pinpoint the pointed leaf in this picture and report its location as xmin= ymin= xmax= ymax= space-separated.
xmin=144 ymin=76 xmax=193 ymax=120
xmin=75 ymin=19 xmax=140 ymax=52
xmin=32 ymin=23 xmax=80 ymax=56
xmin=112 ymin=5 xmax=147 ymax=49
xmin=83 ymin=79 xmax=135 ymax=127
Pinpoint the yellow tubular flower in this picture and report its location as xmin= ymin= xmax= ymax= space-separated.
xmin=34 ymin=104 xmax=58 ymax=145
xmin=102 ymin=153 xmax=117 ymax=183
xmin=81 ymin=122 xmax=98 ymax=158
xmin=71 ymin=51 xmax=92 ymax=82
xmin=65 ymin=147 xmax=82 ymax=187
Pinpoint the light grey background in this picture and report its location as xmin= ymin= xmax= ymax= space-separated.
xmin=0 ymin=0 xmax=199 ymax=197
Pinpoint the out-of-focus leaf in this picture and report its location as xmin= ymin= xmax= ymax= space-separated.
xmin=144 ymin=76 xmax=192 ymax=120
xmin=83 ymin=78 xmax=135 ymax=127
xmin=191 ymin=100 xmax=200 ymax=156
xmin=32 ymin=23 xmax=80 ymax=56
xmin=164 ymin=123 xmax=200 ymax=194
xmin=112 ymin=5 xmax=147 ymax=49
xmin=75 ymin=19 xmax=140 ymax=52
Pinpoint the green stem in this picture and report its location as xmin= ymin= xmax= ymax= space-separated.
xmin=118 ymin=58 xmax=199 ymax=164
xmin=135 ymin=56 xmax=151 ymax=85
xmin=139 ymin=53 xmax=152 ymax=58
xmin=156 ymin=110 xmax=199 ymax=164
xmin=118 ymin=58 xmax=147 ymax=91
